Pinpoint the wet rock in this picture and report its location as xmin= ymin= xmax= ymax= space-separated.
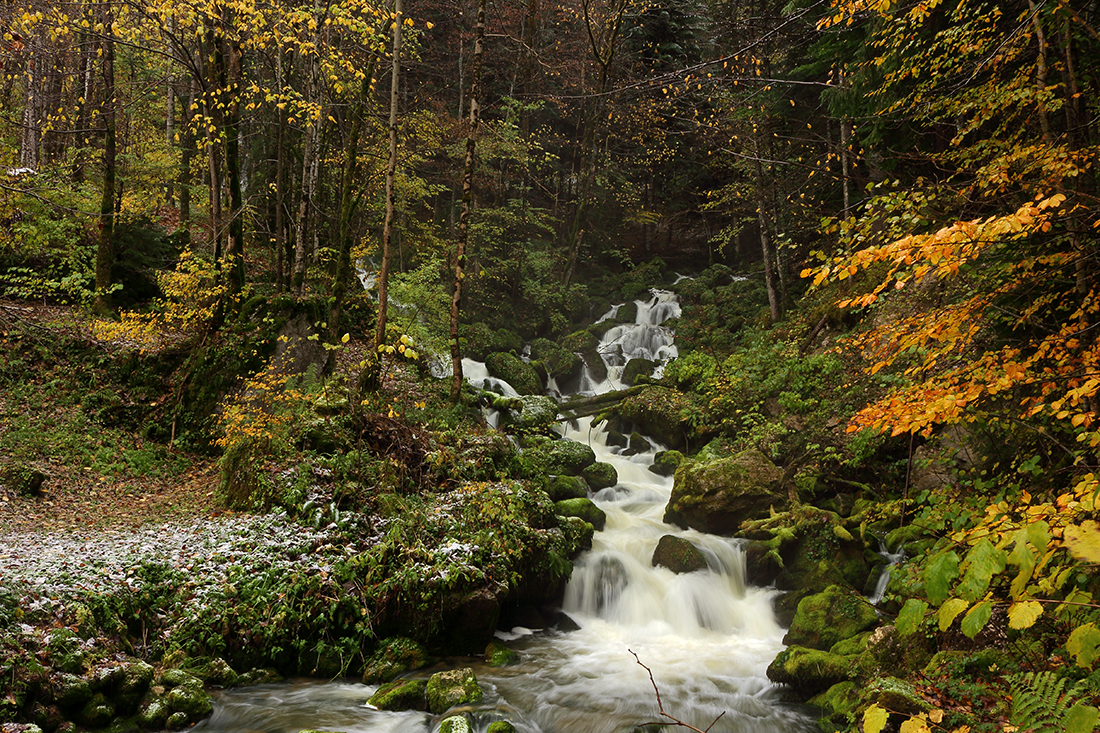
xmin=484 ymin=641 xmax=519 ymax=667
xmin=368 ymin=679 xmax=427 ymax=711
xmin=742 ymin=540 xmax=782 ymax=586
xmin=438 ymin=585 xmax=507 ymax=654
xmin=664 ymin=450 xmax=785 ymax=535
xmin=616 ymin=301 xmax=639 ymax=323
xmin=114 ymin=659 xmax=155 ymax=714
xmin=648 ymin=450 xmax=683 ymax=477
xmin=621 ymin=358 xmax=656 ymax=387
xmin=627 ymin=432 xmax=652 ymax=454
xmin=546 ymin=440 xmax=596 ymax=476
xmin=188 ymin=657 xmax=237 ymax=687
xmin=783 ymin=585 xmax=878 ymax=651
xmin=554 ymin=498 xmax=606 ymax=531
xmin=361 ymin=638 xmax=430 ymax=684
xmin=863 ymin=677 xmax=931 ymax=716
xmin=235 ymin=668 xmax=282 ymax=686
xmin=807 ymin=681 xmax=861 ymax=726
xmin=651 ymin=535 xmax=707 ymax=574
xmin=439 ymin=716 xmax=471 ymax=733
xmin=559 ymin=515 xmax=595 ymax=556
xmin=165 ymin=711 xmax=190 ymax=729
xmin=164 ymin=684 xmax=211 ymax=718
xmin=31 ymin=703 xmax=64 ymax=733
xmin=501 ymin=395 xmax=558 ymax=432
xmin=582 ymin=462 xmax=617 ymax=491
xmin=136 ymin=696 xmax=169 ymax=729
xmin=617 ymin=386 xmax=693 ymax=449
xmin=486 ymin=722 xmax=516 ymax=733
xmin=486 ymin=352 xmax=543 ymax=395
xmin=765 ymin=646 xmax=851 ymax=693
xmin=546 ymin=475 xmax=588 ymax=501
xmin=425 ymin=668 xmax=483 ymax=715
xmin=530 ymin=338 xmax=582 ymax=386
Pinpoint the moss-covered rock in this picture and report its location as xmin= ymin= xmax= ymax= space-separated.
xmin=486 ymin=722 xmax=516 ymax=733
xmin=863 ymin=677 xmax=931 ymax=716
xmin=582 ymin=462 xmax=617 ymax=490
xmin=560 ymin=331 xmax=607 ymax=384
xmin=367 ymin=679 xmax=427 ymax=711
xmin=616 ymin=386 xmax=694 ymax=449
xmin=649 ymin=450 xmax=683 ymax=477
xmin=547 ymin=475 xmax=588 ymax=501
xmin=439 ymin=716 xmax=471 ymax=733
xmin=114 ymin=659 xmax=155 ymax=714
xmin=554 ymin=498 xmax=606 ymax=531
xmin=742 ymin=539 xmax=783 ymax=587
xmin=664 ymin=450 xmax=785 ymax=535
xmin=78 ymin=693 xmax=114 ymax=728
xmin=530 ymin=338 xmax=582 ymax=386
xmin=235 ymin=668 xmax=282 ymax=686
xmin=651 ymin=535 xmax=708 ymax=574
xmin=165 ymin=711 xmax=190 ymax=729
xmin=783 ymin=585 xmax=878 ymax=651
xmin=808 ymin=681 xmax=861 ymax=728
xmin=500 ymin=395 xmax=558 ymax=432
xmin=425 ymin=668 xmax=483 ymax=715
xmin=361 ymin=638 xmax=430 ymax=684
xmin=559 ymin=515 xmax=595 ymax=556
xmin=620 ymin=358 xmax=656 ymax=387
xmin=136 ymin=696 xmax=169 ymax=729
xmin=766 ymin=647 xmax=852 ymax=693
xmin=54 ymin=673 xmax=93 ymax=712
xmin=187 ymin=657 xmax=237 ymax=687
xmin=1 ymin=461 xmax=46 ymax=496
xmin=616 ymin=300 xmax=640 ymax=323
xmin=164 ymin=680 xmax=212 ymax=718
xmin=546 ymin=440 xmax=596 ymax=476
xmin=485 ymin=352 xmax=543 ymax=395
xmin=485 ymin=641 xmax=519 ymax=667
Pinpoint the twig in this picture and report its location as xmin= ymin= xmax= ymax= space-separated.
xmin=630 ymin=650 xmax=726 ymax=733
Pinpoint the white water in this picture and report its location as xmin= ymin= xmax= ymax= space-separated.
xmin=192 ymin=288 xmax=811 ymax=733
xmin=867 ymin=542 xmax=905 ymax=606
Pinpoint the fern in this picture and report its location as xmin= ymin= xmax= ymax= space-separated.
xmin=1008 ymin=671 xmax=1087 ymax=733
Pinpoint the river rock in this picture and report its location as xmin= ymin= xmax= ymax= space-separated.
xmin=438 ymin=585 xmax=507 ymax=654
xmin=137 ymin=696 xmax=170 ymax=729
xmin=53 ymin=673 xmax=92 ymax=711
xmin=651 ymin=535 xmax=707 ymax=574
xmin=554 ymin=498 xmax=606 ymax=531
xmin=559 ymin=515 xmax=595 ymax=556
xmin=361 ymin=638 xmax=430 ymax=683
xmin=486 ymin=722 xmax=516 ymax=733
xmin=648 ymin=450 xmax=683 ymax=477
xmin=547 ymin=475 xmax=588 ymax=501
xmin=616 ymin=300 xmax=639 ymax=323
xmin=530 ymin=338 xmax=582 ymax=387
xmin=77 ymin=693 xmax=114 ymax=728
xmin=663 ymin=450 xmax=785 ymax=535
xmin=188 ymin=657 xmax=237 ymax=687
xmin=439 ymin=716 xmax=471 ymax=733
xmin=546 ymin=440 xmax=596 ymax=475
xmin=783 ymin=585 xmax=878 ymax=651
xmin=766 ymin=646 xmax=852 ymax=693
xmin=616 ymin=386 xmax=694 ymax=449
xmin=560 ymin=331 xmax=607 ymax=384
xmin=425 ymin=668 xmax=483 ymax=715
xmin=485 ymin=352 xmax=543 ymax=395
xmin=742 ymin=540 xmax=782 ymax=586
xmin=485 ymin=641 xmax=519 ymax=667
xmin=114 ymin=659 xmax=155 ymax=713
xmin=501 ymin=395 xmax=558 ymax=432
xmin=582 ymin=462 xmax=617 ymax=490
xmin=368 ymin=679 xmax=427 ymax=711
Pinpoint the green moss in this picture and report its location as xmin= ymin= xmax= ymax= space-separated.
xmin=582 ymin=462 xmax=617 ymax=490
xmin=484 ymin=641 xmax=519 ymax=667
xmin=649 ymin=450 xmax=683 ymax=477
xmin=863 ymin=677 xmax=931 ymax=716
xmin=361 ymin=638 xmax=430 ymax=684
xmin=485 ymin=352 xmax=543 ymax=395
xmin=486 ymin=722 xmax=516 ymax=733
xmin=784 ymin=585 xmax=878 ymax=651
xmin=425 ymin=668 xmax=483 ymax=715
xmin=766 ymin=646 xmax=852 ymax=693
xmin=367 ymin=679 xmax=427 ymax=711
xmin=546 ymin=440 xmax=596 ymax=475
xmin=559 ymin=515 xmax=595 ymax=556
xmin=651 ymin=535 xmax=708 ymax=574
xmin=439 ymin=716 xmax=471 ymax=733
xmin=554 ymin=498 xmax=606 ymax=531
xmin=547 ymin=475 xmax=587 ymax=501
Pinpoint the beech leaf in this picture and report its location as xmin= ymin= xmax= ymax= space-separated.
xmin=1007 ymin=600 xmax=1043 ymax=629
xmin=895 ymin=599 xmax=929 ymax=636
xmin=960 ymin=600 xmax=992 ymax=639
xmin=923 ymin=551 xmax=959 ymax=605
xmin=1063 ymin=521 xmax=1100 ymax=563
xmin=1065 ymin=704 xmax=1099 ymax=733
xmin=1066 ymin=623 xmax=1100 ymax=669
xmin=938 ymin=598 xmax=969 ymax=631
xmin=899 ymin=718 xmax=931 ymax=733
xmin=863 ymin=704 xmax=889 ymax=733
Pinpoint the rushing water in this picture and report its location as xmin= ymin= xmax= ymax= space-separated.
xmin=192 ymin=289 xmax=812 ymax=733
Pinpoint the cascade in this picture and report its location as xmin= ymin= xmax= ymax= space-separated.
xmin=192 ymin=288 xmax=812 ymax=733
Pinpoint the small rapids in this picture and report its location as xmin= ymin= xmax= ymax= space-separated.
xmin=193 ymin=289 xmax=813 ymax=733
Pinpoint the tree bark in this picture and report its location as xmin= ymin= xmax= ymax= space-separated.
xmin=374 ymin=0 xmax=403 ymax=352
xmin=94 ymin=3 xmax=116 ymax=314
xmin=449 ymin=0 xmax=487 ymax=402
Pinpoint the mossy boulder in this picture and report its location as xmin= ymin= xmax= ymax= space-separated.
xmin=361 ymin=638 xmax=431 ymax=684
xmin=485 ymin=641 xmax=519 ymax=667
xmin=486 ymin=722 xmax=516 ymax=733
xmin=1 ymin=461 xmax=46 ymax=496
xmin=560 ymin=331 xmax=607 ymax=384
xmin=559 ymin=515 xmax=595 ymax=556
xmin=621 ymin=358 xmax=656 ymax=387
xmin=664 ymin=450 xmax=785 ymax=535
xmin=114 ymin=659 xmax=155 ymax=713
xmin=554 ymin=498 xmax=606 ymax=531
xmin=500 ymin=395 xmax=558 ymax=432
xmin=808 ymin=681 xmax=861 ymax=726
xmin=616 ymin=386 xmax=694 ymax=449
xmin=439 ymin=717 xmax=471 ymax=733
xmin=425 ymin=668 xmax=483 ymax=715
xmin=766 ymin=646 xmax=852 ymax=693
xmin=783 ymin=585 xmax=878 ymax=651
xmin=547 ymin=475 xmax=588 ymax=501
xmin=162 ymin=671 xmax=212 ymax=719
xmin=863 ymin=677 xmax=932 ymax=716
xmin=54 ymin=673 xmax=93 ymax=711
xmin=461 ymin=324 xmax=523 ymax=360
xmin=485 ymin=352 xmax=543 ymax=395
xmin=187 ymin=657 xmax=237 ymax=687
xmin=649 ymin=450 xmax=683 ymax=477
xmin=530 ymin=338 xmax=582 ymax=387
xmin=136 ymin=696 xmax=170 ymax=729
xmin=367 ymin=679 xmax=427 ymax=711
xmin=651 ymin=535 xmax=708 ymax=574
xmin=616 ymin=300 xmax=640 ymax=322
xmin=582 ymin=462 xmax=617 ymax=490
xmin=78 ymin=693 xmax=115 ymax=728
xmin=742 ymin=539 xmax=783 ymax=587
xmin=546 ymin=440 xmax=597 ymax=475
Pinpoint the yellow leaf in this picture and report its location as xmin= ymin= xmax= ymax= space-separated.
xmin=1064 ymin=521 xmax=1100 ymax=563
xmin=1007 ymin=600 xmax=1043 ymax=629
xmin=863 ymin=704 xmax=889 ymax=733
xmin=938 ymin=598 xmax=969 ymax=631
xmin=900 ymin=718 xmax=931 ymax=733
xmin=929 ymin=710 xmax=944 ymax=724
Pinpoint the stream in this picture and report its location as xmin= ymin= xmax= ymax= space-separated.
xmin=191 ymin=290 xmax=814 ymax=733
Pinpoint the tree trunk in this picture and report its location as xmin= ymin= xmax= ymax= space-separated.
xmin=177 ymin=80 xmax=196 ymax=249
xmin=330 ymin=74 xmax=371 ymax=338
xmin=94 ymin=4 xmax=116 ymax=315
xmin=753 ymin=129 xmax=781 ymax=323
xmin=374 ymin=0 xmax=403 ymax=352
xmin=293 ymin=0 xmax=324 ymax=296
xmin=450 ymin=0 xmax=487 ymax=402
xmin=221 ymin=27 xmax=245 ymax=301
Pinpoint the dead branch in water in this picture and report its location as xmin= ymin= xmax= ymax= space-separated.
xmin=630 ymin=649 xmax=726 ymax=733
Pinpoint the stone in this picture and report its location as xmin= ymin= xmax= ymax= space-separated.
xmin=530 ymin=338 xmax=582 ymax=385
xmin=627 ymin=432 xmax=652 ymax=454
xmin=136 ymin=697 xmax=169 ymax=729
xmin=367 ymin=679 xmax=427 ymax=711
xmin=486 ymin=722 xmax=516 ymax=733
xmin=235 ymin=668 xmax=282 ymax=686
xmin=783 ymin=585 xmax=878 ymax=651
xmin=485 ymin=352 xmax=543 ymax=395
xmin=582 ymin=462 xmax=617 ymax=491
xmin=361 ymin=639 xmax=430 ymax=684
xmin=165 ymin=683 xmax=212 ymax=718
xmin=664 ymin=450 xmax=785 ymax=535
xmin=742 ymin=540 xmax=782 ymax=586
xmin=616 ymin=387 xmax=694 ymax=449
xmin=554 ymin=498 xmax=606 ymax=531
xmin=651 ymin=535 xmax=708 ymax=574
xmin=485 ymin=641 xmax=519 ymax=667
xmin=864 ymin=677 xmax=931 ymax=716
xmin=616 ymin=300 xmax=639 ymax=323
xmin=114 ymin=659 xmax=155 ymax=714
xmin=189 ymin=657 xmax=237 ymax=687
xmin=165 ymin=711 xmax=190 ymax=729
xmin=78 ymin=693 xmax=114 ymax=728
xmin=766 ymin=646 xmax=851 ymax=693
xmin=559 ymin=515 xmax=595 ymax=556
xmin=425 ymin=669 xmax=483 ymax=715
xmin=0 ymin=462 xmax=46 ymax=497
xmin=648 ymin=450 xmax=683 ymax=477
xmin=546 ymin=440 xmax=596 ymax=476
xmin=621 ymin=358 xmax=656 ymax=387
xmin=546 ymin=475 xmax=588 ymax=501
xmin=54 ymin=673 xmax=93 ymax=712
xmin=439 ymin=716 xmax=471 ymax=733
xmin=501 ymin=395 xmax=558 ymax=432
